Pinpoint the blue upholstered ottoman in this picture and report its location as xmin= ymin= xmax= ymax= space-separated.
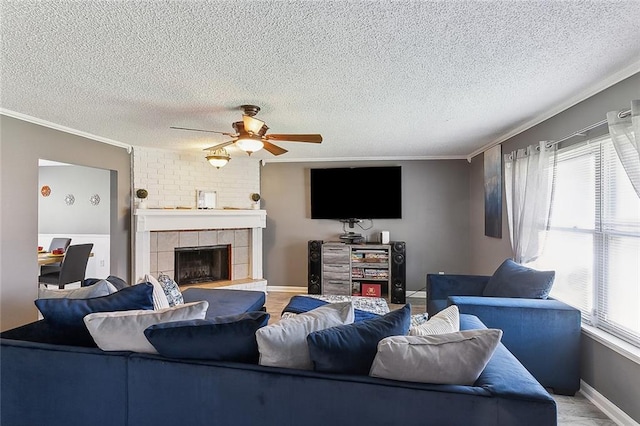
xmin=181 ymin=288 xmax=266 ymax=319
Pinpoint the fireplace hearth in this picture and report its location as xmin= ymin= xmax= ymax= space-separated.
xmin=174 ymin=245 xmax=231 ymax=285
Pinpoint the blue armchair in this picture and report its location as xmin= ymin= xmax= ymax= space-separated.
xmin=427 ymin=264 xmax=581 ymax=396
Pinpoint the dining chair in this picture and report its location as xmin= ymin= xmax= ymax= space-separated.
xmin=39 ymin=243 xmax=93 ymax=289
xmin=48 ymin=237 xmax=72 ymax=253
xmin=40 ymin=237 xmax=73 ymax=275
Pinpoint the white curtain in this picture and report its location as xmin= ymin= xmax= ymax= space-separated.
xmin=607 ymin=100 xmax=640 ymax=197
xmin=504 ymin=141 xmax=556 ymax=264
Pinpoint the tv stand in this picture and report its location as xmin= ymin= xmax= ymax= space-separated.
xmin=307 ymin=240 xmax=407 ymax=303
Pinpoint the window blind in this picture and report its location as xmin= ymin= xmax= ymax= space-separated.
xmin=529 ymin=136 xmax=640 ymax=347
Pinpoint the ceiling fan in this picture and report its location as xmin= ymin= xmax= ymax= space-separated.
xmin=170 ymin=104 xmax=323 ymax=157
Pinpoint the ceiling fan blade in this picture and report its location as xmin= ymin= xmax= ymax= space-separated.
xmin=243 ymin=115 xmax=266 ymax=135
xmin=262 ymin=141 xmax=288 ymax=156
xmin=203 ymin=140 xmax=236 ymax=151
xmin=264 ymin=134 xmax=323 ymax=143
xmin=170 ymin=126 xmax=235 ymax=136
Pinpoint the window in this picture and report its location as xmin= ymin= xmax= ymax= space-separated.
xmin=529 ymin=135 xmax=640 ymax=347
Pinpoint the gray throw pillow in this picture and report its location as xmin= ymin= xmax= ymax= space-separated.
xmin=255 ymin=301 xmax=354 ymax=370
xmin=39 ymin=280 xmax=117 ymax=299
xmin=482 ymin=259 xmax=555 ymax=299
xmin=370 ymin=329 xmax=503 ymax=385
xmin=84 ymin=301 xmax=208 ymax=353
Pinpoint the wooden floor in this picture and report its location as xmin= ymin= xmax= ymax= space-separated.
xmin=263 ymin=290 xmax=616 ymax=425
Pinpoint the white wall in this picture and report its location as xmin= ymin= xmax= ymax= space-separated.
xmin=38 ymin=164 xmax=110 ymax=234
xmin=133 ymin=147 xmax=261 ymax=209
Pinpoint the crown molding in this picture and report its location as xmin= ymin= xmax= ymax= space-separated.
xmin=466 ymin=60 xmax=640 ymax=162
xmin=0 ymin=108 xmax=133 ymax=153
xmin=260 ymin=154 xmax=468 ymax=165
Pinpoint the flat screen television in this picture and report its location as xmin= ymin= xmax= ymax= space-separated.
xmin=310 ymin=166 xmax=402 ymax=220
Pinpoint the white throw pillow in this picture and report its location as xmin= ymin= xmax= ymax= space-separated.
xmin=38 ymin=279 xmax=117 ymax=299
xmin=255 ymin=302 xmax=354 ymax=370
xmin=409 ymin=305 xmax=459 ymax=336
xmin=83 ymin=301 xmax=208 ymax=353
xmin=139 ymin=274 xmax=171 ymax=310
xmin=369 ymin=329 xmax=503 ymax=385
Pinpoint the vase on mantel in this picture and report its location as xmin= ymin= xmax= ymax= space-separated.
xmin=136 ymin=188 xmax=149 ymax=209
xmin=250 ymin=193 xmax=260 ymax=209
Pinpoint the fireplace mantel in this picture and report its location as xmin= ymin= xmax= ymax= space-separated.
xmin=135 ymin=209 xmax=266 ymax=232
xmin=134 ymin=209 xmax=266 ymax=284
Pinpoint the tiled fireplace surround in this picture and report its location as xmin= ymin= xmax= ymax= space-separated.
xmin=151 ymin=229 xmax=247 ymax=281
xmin=134 ymin=209 xmax=267 ymax=291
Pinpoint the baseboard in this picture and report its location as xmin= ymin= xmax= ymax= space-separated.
xmin=405 ymin=290 xmax=426 ymax=300
xmin=579 ymin=380 xmax=639 ymax=425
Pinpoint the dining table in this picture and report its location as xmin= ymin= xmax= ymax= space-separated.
xmin=38 ymin=251 xmax=93 ymax=266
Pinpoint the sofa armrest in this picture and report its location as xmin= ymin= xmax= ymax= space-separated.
xmin=448 ymin=295 xmax=581 ymax=395
xmin=426 ymin=274 xmax=490 ymax=315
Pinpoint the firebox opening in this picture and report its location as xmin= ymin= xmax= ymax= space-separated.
xmin=174 ymin=245 xmax=231 ymax=285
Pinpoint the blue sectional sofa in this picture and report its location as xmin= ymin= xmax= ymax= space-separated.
xmin=427 ymin=273 xmax=582 ymax=396
xmin=1 ymin=289 xmax=557 ymax=426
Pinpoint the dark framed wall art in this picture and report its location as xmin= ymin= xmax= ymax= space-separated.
xmin=484 ymin=144 xmax=502 ymax=238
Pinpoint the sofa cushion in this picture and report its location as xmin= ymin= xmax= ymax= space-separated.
xmin=306 ymin=304 xmax=411 ymax=375
xmin=34 ymin=283 xmax=155 ymax=346
xmin=483 ymin=259 xmax=555 ymax=299
xmin=157 ymin=273 xmax=184 ymax=307
xmin=369 ymin=328 xmax=503 ymax=385
xmin=144 ymin=311 xmax=270 ymax=362
xmin=38 ymin=279 xmax=117 ymax=299
xmin=84 ymin=301 xmax=209 ymax=353
xmin=255 ymin=302 xmax=354 ymax=370
xmin=181 ymin=288 xmax=266 ymax=318
xmin=409 ymin=305 xmax=459 ymax=336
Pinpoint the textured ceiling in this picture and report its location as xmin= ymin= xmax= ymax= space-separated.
xmin=2 ymin=1 xmax=640 ymax=162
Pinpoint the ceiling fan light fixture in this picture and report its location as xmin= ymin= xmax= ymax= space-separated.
xmin=236 ymin=137 xmax=264 ymax=155
xmin=206 ymin=148 xmax=230 ymax=168
xmin=172 ymin=104 xmax=322 ymax=158
xmin=243 ymin=115 xmax=266 ymax=135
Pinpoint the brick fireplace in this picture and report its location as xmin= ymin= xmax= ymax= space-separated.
xmin=134 ymin=209 xmax=267 ymax=291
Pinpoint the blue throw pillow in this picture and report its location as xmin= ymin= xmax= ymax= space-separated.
xmin=144 ymin=311 xmax=270 ymax=363
xmin=35 ymin=283 xmax=155 ymax=346
xmin=482 ymin=259 xmax=555 ymax=299
xmin=307 ymin=304 xmax=411 ymax=375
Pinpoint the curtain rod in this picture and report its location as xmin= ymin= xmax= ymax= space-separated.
xmin=546 ymin=108 xmax=631 ymax=148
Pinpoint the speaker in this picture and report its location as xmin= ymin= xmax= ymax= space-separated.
xmin=308 ymin=240 xmax=323 ymax=294
xmin=390 ymin=241 xmax=406 ymax=304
